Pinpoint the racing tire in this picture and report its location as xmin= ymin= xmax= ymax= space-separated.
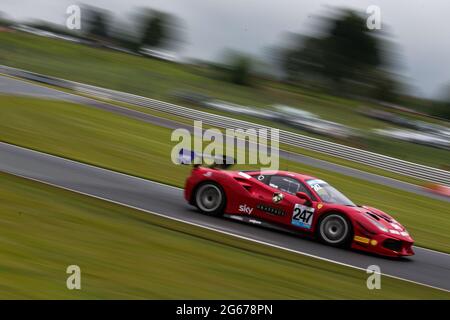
xmin=194 ymin=182 xmax=226 ymax=216
xmin=317 ymin=213 xmax=352 ymax=247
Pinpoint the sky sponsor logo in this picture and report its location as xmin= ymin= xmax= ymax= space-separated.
xmin=239 ymin=204 xmax=254 ymax=215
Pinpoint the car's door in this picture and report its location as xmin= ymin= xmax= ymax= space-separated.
xmin=250 ymin=174 xmax=289 ymax=223
xmin=251 ymin=174 xmax=317 ymax=231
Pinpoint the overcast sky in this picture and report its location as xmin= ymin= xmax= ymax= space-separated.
xmin=2 ymin=0 xmax=449 ymax=98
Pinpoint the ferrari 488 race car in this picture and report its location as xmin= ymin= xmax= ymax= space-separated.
xmin=180 ymin=150 xmax=414 ymax=257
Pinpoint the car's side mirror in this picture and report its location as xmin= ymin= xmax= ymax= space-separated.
xmin=296 ymin=192 xmax=312 ymax=206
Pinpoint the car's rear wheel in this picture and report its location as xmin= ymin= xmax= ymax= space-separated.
xmin=194 ymin=183 xmax=226 ymax=216
xmin=317 ymin=213 xmax=352 ymax=247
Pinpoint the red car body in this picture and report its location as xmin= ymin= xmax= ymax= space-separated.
xmin=184 ymin=166 xmax=414 ymax=257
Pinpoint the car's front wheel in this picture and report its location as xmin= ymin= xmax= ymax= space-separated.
xmin=194 ymin=182 xmax=226 ymax=216
xmin=317 ymin=213 xmax=352 ymax=247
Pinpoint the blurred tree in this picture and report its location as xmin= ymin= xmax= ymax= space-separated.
xmin=0 ymin=11 xmax=12 ymax=27
xmin=282 ymin=36 xmax=323 ymax=83
xmin=321 ymin=10 xmax=381 ymax=86
xmin=371 ymin=71 xmax=400 ymax=103
xmin=141 ymin=12 xmax=164 ymax=47
xmin=281 ymin=9 xmax=386 ymax=94
xmin=218 ymin=51 xmax=254 ymax=86
xmin=139 ymin=10 xmax=179 ymax=49
xmin=229 ymin=55 xmax=252 ymax=85
xmin=82 ymin=6 xmax=110 ymax=41
xmin=88 ymin=11 xmax=108 ymax=39
xmin=433 ymin=91 xmax=450 ymax=120
xmin=432 ymin=102 xmax=450 ymax=120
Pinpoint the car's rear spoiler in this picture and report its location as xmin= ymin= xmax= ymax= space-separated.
xmin=178 ymin=148 xmax=235 ymax=169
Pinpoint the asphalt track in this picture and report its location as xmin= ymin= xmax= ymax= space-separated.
xmin=1 ymin=74 xmax=448 ymax=203
xmin=0 ymin=142 xmax=449 ymax=292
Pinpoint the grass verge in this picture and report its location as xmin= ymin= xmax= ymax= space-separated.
xmin=0 ymin=171 xmax=448 ymax=299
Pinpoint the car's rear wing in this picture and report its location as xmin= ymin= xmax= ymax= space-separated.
xmin=178 ymin=148 xmax=235 ymax=169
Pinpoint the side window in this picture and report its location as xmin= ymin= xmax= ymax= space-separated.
xmin=269 ymin=175 xmax=301 ymax=195
xmin=297 ymin=182 xmax=314 ymax=199
xmin=269 ymin=175 xmax=314 ymax=198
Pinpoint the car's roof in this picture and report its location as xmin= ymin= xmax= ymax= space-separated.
xmin=242 ymin=170 xmax=318 ymax=182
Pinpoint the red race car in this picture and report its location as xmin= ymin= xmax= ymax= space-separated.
xmin=181 ymin=150 xmax=414 ymax=257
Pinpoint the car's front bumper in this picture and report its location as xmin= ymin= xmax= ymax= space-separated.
xmin=352 ymin=233 xmax=414 ymax=257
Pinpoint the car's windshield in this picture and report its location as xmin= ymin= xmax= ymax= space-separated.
xmin=306 ymin=179 xmax=355 ymax=206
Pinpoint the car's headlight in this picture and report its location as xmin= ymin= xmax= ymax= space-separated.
xmin=400 ymin=230 xmax=409 ymax=237
xmin=390 ymin=221 xmax=409 ymax=237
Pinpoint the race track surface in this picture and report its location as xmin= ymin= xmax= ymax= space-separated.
xmin=0 ymin=142 xmax=449 ymax=292
xmin=0 ymin=74 xmax=448 ymax=203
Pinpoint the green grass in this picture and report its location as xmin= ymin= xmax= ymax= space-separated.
xmin=0 ymin=95 xmax=449 ymax=253
xmin=0 ymin=171 xmax=448 ymax=299
xmin=0 ymin=31 xmax=449 ymax=169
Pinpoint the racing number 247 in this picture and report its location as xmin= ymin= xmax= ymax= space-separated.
xmin=292 ymin=206 xmax=313 ymax=225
